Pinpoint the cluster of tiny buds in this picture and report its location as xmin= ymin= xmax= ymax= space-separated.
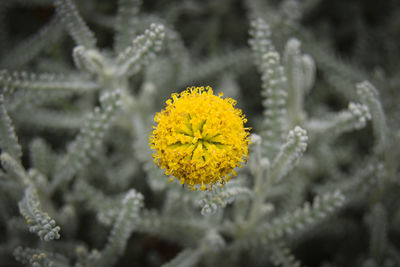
xmin=117 ymin=23 xmax=165 ymax=65
xmin=249 ymin=18 xmax=271 ymax=38
xmin=123 ymin=190 xmax=144 ymax=208
xmin=249 ymin=18 xmax=272 ymax=63
xmin=348 ymin=102 xmax=371 ymax=129
xmin=99 ymin=89 xmax=122 ymax=106
xmin=148 ymin=23 xmax=165 ymax=36
xmin=356 ymin=81 xmax=379 ymax=99
xmin=0 ymin=70 xmax=65 ymax=93
xmin=145 ymin=23 xmax=165 ymax=51
xmin=261 ymin=53 xmax=287 ymax=90
xmin=263 ymin=51 xmax=280 ymax=65
xmin=200 ymin=202 xmax=218 ymax=216
xmin=288 ymin=126 xmax=308 ymax=152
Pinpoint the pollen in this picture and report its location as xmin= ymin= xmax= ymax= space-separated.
xmin=149 ymin=86 xmax=250 ymax=191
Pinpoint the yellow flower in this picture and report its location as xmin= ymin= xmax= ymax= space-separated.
xmin=149 ymin=86 xmax=250 ymax=191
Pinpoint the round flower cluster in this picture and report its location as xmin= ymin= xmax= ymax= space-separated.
xmin=149 ymin=86 xmax=250 ymax=190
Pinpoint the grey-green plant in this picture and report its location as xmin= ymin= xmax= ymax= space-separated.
xmin=0 ymin=0 xmax=399 ymax=266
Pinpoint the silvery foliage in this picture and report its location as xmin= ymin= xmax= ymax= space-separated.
xmin=0 ymin=0 xmax=398 ymax=267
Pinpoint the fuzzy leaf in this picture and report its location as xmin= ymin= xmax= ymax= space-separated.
xmin=242 ymin=191 xmax=345 ymax=247
xmin=249 ymin=18 xmax=273 ymax=69
xmin=269 ymin=126 xmax=308 ymax=184
xmin=14 ymin=246 xmax=69 ymax=267
xmin=307 ymin=102 xmax=371 ymax=137
xmin=249 ymin=18 xmax=288 ymax=158
xmin=72 ymin=179 xmax=122 ymax=226
xmin=283 ymin=38 xmax=315 ymax=126
xmin=114 ymin=0 xmax=142 ymax=53
xmin=98 ymin=189 xmax=144 ymax=267
xmin=116 ymin=23 xmax=165 ymax=77
xmin=1 ymin=152 xmax=29 ymax=185
xmin=54 ymin=0 xmax=97 ymax=48
xmin=198 ymin=181 xmax=253 ymax=216
xmin=0 ymin=95 xmax=22 ymax=160
xmin=16 ymin=107 xmax=85 ymax=130
xmin=0 ymin=70 xmax=99 ymax=98
xmin=18 ymin=186 xmax=61 ymax=241
xmin=356 ymin=81 xmax=387 ymax=151
xmin=137 ymin=210 xmax=206 ymax=247
xmin=29 ymin=138 xmax=57 ymax=177
xmin=270 ymin=242 xmax=302 ymax=267
xmin=72 ymin=46 xmax=106 ymax=75
xmin=51 ymin=89 xmax=122 ymax=191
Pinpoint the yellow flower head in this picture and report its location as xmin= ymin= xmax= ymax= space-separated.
xmin=149 ymin=86 xmax=250 ymax=191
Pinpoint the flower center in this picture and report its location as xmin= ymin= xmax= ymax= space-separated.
xmin=168 ymin=114 xmax=225 ymax=162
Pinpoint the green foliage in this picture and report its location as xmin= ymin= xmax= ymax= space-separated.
xmin=0 ymin=95 xmax=22 ymax=160
xmin=249 ymin=18 xmax=289 ymax=158
xmin=114 ymin=0 xmax=142 ymax=53
xmin=0 ymin=0 xmax=399 ymax=266
xmin=29 ymin=139 xmax=57 ymax=177
xmin=198 ymin=181 xmax=253 ymax=216
xmin=270 ymin=242 xmax=302 ymax=267
xmin=306 ymin=102 xmax=371 ymax=138
xmin=0 ymin=70 xmax=99 ymax=97
xmin=283 ymin=38 xmax=315 ymax=127
xmin=356 ymin=81 xmax=388 ymax=151
xmin=16 ymin=108 xmax=85 ymax=130
xmin=18 ymin=186 xmax=61 ymax=241
xmin=72 ymin=46 xmax=106 ymax=76
xmin=71 ymin=179 xmax=121 ymax=226
xmin=241 ymin=191 xmax=345 ymax=247
xmin=14 ymin=246 xmax=69 ymax=267
xmin=51 ymin=89 xmax=122 ymax=191
xmin=54 ymin=0 xmax=97 ymax=48
xmin=97 ymin=189 xmax=144 ymax=266
xmin=115 ymin=23 xmax=165 ymax=77
xmin=269 ymin=126 xmax=308 ymax=184
xmin=1 ymin=152 xmax=30 ymax=186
